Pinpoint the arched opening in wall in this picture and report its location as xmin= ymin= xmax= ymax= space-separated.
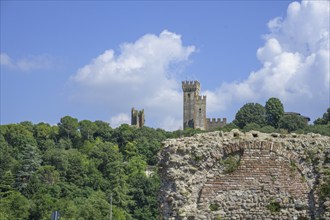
xmin=199 ymin=108 xmax=201 ymax=115
xmin=198 ymin=145 xmax=311 ymax=218
xmin=187 ymin=93 xmax=190 ymax=99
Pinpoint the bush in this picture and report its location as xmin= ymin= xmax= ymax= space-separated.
xmin=220 ymin=154 xmax=241 ymax=174
xmin=278 ymin=114 xmax=307 ymax=132
xmin=209 ymin=203 xmax=220 ymax=211
xmin=260 ymin=125 xmax=276 ymax=133
xmin=266 ymin=201 xmax=281 ymax=212
xmin=243 ymin=123 xmax=261 ymax=132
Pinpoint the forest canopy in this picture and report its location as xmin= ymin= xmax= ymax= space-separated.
xmin=0 ymin=103 xmax=328 ymax=219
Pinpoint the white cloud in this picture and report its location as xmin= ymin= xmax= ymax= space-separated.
xmin=206 ymin=0 xmax=330 ymax=121
xmin=72 ymin=30 xmax=195 ymax=130
xmin=72 ymin=1 xmax=329 ymax=129
xmin=0 ymin=53 xmax=52 ymax=71
xmin=110 ymin=113 xmax=130 ymax=128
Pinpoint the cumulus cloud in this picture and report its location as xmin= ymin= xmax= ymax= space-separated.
xmin=72 ymin=30 xmax=195 ymax=130
xmin=0 ymin=53 xmax=52 ymax=71
xmin=110 ymin=113 xmax=130 ymax=128
xmin=206 ymin=0 xmax=329 ymax=121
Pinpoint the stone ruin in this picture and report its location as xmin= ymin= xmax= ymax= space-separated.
xmin=158 ymin=130 xmax=330 ymax=219
xmin=131 ymin=107 xmax=145 ymax=128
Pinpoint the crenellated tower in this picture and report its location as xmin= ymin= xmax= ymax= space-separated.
xmin=182 ymin=80 xmax=227 ymax=130
xmin=182 ymin=81 xmax=206 ymax=130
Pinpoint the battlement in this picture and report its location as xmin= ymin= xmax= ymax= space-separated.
xmin=195 ymin=95 xmax=206 ymax=104
xmin=182 ymin=80 xmax=200 ymax=92
xmin=183 ymin=80 xmax=227 ymax=130
xmin=206 ymin=117 xmax=227 ymax=130
xmin=207 ymin=118 xmax=227 ymax=123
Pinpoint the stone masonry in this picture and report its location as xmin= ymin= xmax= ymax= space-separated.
xmin=182 ymin=81 xmax=226 ymax=130
xmin=131 ymin=108 xmax=145 ymax=128
xmin=158 ymin=130 xmax=330 ymax=219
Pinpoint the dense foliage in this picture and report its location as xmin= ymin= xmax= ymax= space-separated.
xmin=231 ymin=98 xmax=329 ymax=136
xmin=314 ymin=108 xmax=330 ymax=125
xmin=0 ymin=103 xmax=328 ymax=219
xmin=265 ymin=97 xmax=284 ymax=128
xmin=0 ymin=118 xmax=174 ymax=220
xmin=234 ymin=103 xmax=266 ymax=128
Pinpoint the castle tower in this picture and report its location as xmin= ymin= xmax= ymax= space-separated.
xmin=131 ymin=108 xmax=145 ymax=128
xmin=182 ymin=81 xmax=206 ymax=130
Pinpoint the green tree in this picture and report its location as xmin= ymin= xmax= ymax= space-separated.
xmin=65 ymin=149 xmax=89 ymax=186
xmin=79 ymin=120 xmax=97 ymax=141
xmin=0 ymin=191 xmax=30 ymax=219
xmin=77 ymin=191 xmax=110 ymax=220
xmin=234 ymin=103 xmax=266 ymax=128
xmin=265 ymin=97 xmax=284 ymax=128
xmin=58 ymin=116 xmax=79 ymax=140
xmin=219 ymin=123 xmax=239 ymax=132
xmin=103 ymin=145 xmax=133 ymax=211
xmin=3 ymin=124 xmax=37 ymax=152
xmin=43 ymin=148 xmax=69 ymax=174
xmin=0 ymin=134 xmax=15 ymax=180
xmin=243 ymin=123 xmax=261 ymax=132
xmin=128 ymin=173 xmax=160 ymax=219
xmin=304 ymin=124 xmax=330 ymax=136
xmin=260 ymin=125 xmax=276 ymax=133
xmin=112 ymin=124 xmax=137 ymax=150
xmin=314 ymin=108 xmax=330 ymax=125
xmin=15 ymin=143 xmax=42 ymax=195
xmin=20 ymin=121 xmax=35 ymax=133
xmin=278 ymin=114 xmax=307 ymax=132
xmin=34 ymin=123 xmax=55 ymax=151
xmin=30 ymin=191 xmax=56 ymax=219
xmin=0 ymin=171 xmax=15 ymax=198
xmin=93 ymin=120 xmax=113 ymax=141
xmin=37 ymin=165 xmax=60 ymax=185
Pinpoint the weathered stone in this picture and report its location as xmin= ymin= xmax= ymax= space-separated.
xmin=158 ymin=131 xmax=330 ymax=219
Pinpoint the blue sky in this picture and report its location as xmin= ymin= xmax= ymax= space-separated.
xmin=1 ymin=1 xmax=329 ymax=130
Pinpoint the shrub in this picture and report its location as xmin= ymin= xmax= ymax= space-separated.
xmin=209 ymin=203 xmax=220 ymax=211
xmin=266 ymin=201 xmax=281 ymax=212
xmin=220 ymin=154 xmax=241 ymax=174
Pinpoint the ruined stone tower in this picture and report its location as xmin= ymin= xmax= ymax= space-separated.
xmin=131 ymin=108 xmax=145 ymax=128
xmin=182 ymin=80 xmax=226 ymax=130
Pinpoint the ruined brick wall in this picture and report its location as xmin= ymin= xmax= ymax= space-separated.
xmin=158 ymin=130 xmax=330 ymax=219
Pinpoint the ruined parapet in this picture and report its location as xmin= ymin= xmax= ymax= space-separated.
xmin=131 ymin=108 xmax=145 ymax=128
xmin=206 ymin=117 xmax=227 ymax=130
xmin=158 ymin=131 xmax=330 ymax=219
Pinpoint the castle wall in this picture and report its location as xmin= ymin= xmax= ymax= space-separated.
xmin=206 ymin=118 xmax=227 ymax=130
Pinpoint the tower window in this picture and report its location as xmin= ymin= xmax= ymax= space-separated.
xmin=199 ymin=108 xmax=202 ymax=114
xmin=188 ymin=94 xmax=190 ymax=98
